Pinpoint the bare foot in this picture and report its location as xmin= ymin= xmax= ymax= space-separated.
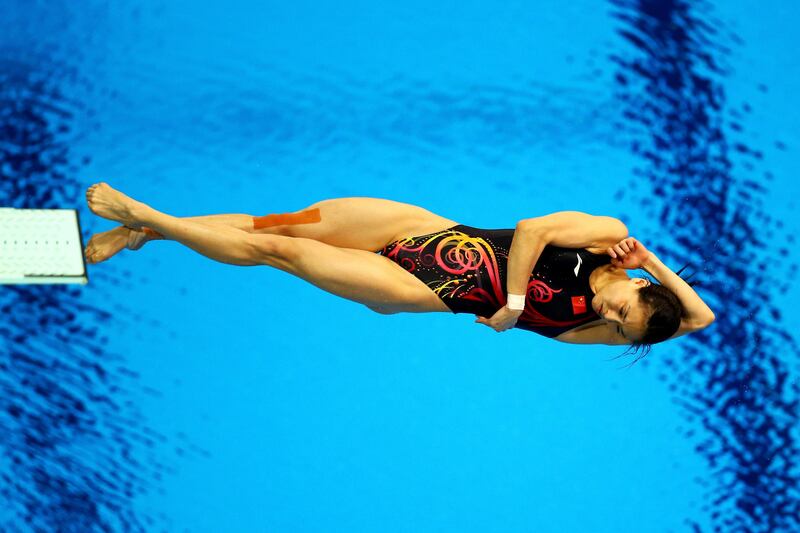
xmin=84 ymin=226 xmax=151 ymax=264
xmin=86 ymin=182 xmax=147 ymax=228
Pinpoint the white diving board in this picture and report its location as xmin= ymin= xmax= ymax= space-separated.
xmin=0 ymin=208 xmax=88 ymax=285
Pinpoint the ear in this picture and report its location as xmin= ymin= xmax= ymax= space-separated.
xmin=633 ymin=277 xmax=651 ymax=287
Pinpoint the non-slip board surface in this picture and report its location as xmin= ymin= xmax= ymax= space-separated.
xmin=0 ymin=208 xmax=88 ymax=285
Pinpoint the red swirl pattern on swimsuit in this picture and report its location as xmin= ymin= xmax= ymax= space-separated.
xmin=382 ymin=229 xmax=505 ymax=309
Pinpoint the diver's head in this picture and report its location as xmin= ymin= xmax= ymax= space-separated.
xmin=592 ymin=277 xmax=682 ymax=344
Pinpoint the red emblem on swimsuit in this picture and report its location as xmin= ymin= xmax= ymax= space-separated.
xmin=571 ymin=295 xmax=587 ymax=315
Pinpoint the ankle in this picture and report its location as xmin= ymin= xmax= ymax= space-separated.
xmin=142 ymin=226 xmax=165 ymax=240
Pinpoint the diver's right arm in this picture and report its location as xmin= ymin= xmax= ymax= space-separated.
xmin=640 ymin=252 xmax=715 ymax=327
xmin=512 ymin=210 xmax=629 ymax=297
xmin=609 ymin=237 xmax=715 ymax=328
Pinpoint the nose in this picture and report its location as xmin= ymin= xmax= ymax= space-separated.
xmin=602 ymin=305 xmax=620 ymax=323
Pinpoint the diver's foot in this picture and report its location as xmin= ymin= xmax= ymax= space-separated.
xmin=84 ymin=226 xmax=150 ymax=264
xmin=86 ymin=182 xmax=147 ymax=228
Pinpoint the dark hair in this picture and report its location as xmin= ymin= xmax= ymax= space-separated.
xmin=612 ymin=263 xmax=698 ymax=368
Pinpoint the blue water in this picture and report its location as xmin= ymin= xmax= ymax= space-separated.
xmin=2 ymin=1 xmax=799 ymax=531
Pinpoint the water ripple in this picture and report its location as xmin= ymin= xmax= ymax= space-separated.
xmin=609 ymin=0 xmax=800 ymax=531
xmin=0 ymin=5 xmax=205 ymax=530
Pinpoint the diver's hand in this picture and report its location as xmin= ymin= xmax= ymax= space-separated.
xmin=607 ymin=237 xmax=651 ymax=270
xmin=475 ymin=305 xmax=523 ymax=332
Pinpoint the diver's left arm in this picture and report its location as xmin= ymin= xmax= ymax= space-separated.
xmin=640 ymin=252 xmax=715 ymax=327
xmin=474 ymin=221 xmax=535 ymax=331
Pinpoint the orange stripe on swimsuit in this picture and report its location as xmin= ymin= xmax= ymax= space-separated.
xmin=252 ymin=208 xmax=321 ymax=229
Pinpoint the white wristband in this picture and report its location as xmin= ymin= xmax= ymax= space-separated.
xmin=506 ymin=293 xmax=526 ymax=311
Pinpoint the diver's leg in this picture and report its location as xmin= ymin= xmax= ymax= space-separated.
xmin=136 ymin=197 xmax=458 ymax=252
xmin=89 ymin=200 xmax=422 ymax=263
xmin=143 ymin=197 xmax=459 ymax=251
xmin=250 ymin=197 xmax=459 ymax=251
xmin=86 ymin=183 xmax=261 ymax=266
xmin=87 ymin=187 xmax=449 ymax=313
xmin=139 ymin=213 xmax=254 ymax=238
xmin=136 ymin=208 xmax=448 ymax=312
xmin=131 ymin=207 xmax=263 ymax=266
xmin=86 ymin=186 xmax=459 ymax=262
xmin=85 ymin=214 xmax=256 ymax=264
xmin=252 ymin=233 xmax=452 ymax=313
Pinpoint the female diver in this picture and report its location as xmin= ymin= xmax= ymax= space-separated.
xmin=84 ymin=183 xmax=715 ymax=359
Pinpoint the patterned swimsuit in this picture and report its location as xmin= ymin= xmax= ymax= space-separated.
xmin=376 ymin=224 xmax=612 ymax=338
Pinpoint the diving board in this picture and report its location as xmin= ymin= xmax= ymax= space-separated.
xmin=0 ymin=208 xmax=88 ymax=285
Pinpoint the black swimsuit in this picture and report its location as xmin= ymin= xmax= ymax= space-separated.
xmin=376 ymin=224 xmax=612 ymax=338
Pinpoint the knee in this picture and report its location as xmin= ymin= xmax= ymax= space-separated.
xmin=249 ymin=234 xmax=296 ymax=267
xmin=367 ymin=304 xmax=399 ymax=315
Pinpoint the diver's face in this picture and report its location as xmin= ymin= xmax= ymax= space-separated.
xmin=591 ymin=278 xmax=650 ymax=341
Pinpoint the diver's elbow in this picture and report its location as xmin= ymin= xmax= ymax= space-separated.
xmin=698 ymin=314 xmax=715 ymax=329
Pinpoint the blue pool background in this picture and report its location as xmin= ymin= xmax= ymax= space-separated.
xmin=2 ymin=1 xmax=799 ymax=531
